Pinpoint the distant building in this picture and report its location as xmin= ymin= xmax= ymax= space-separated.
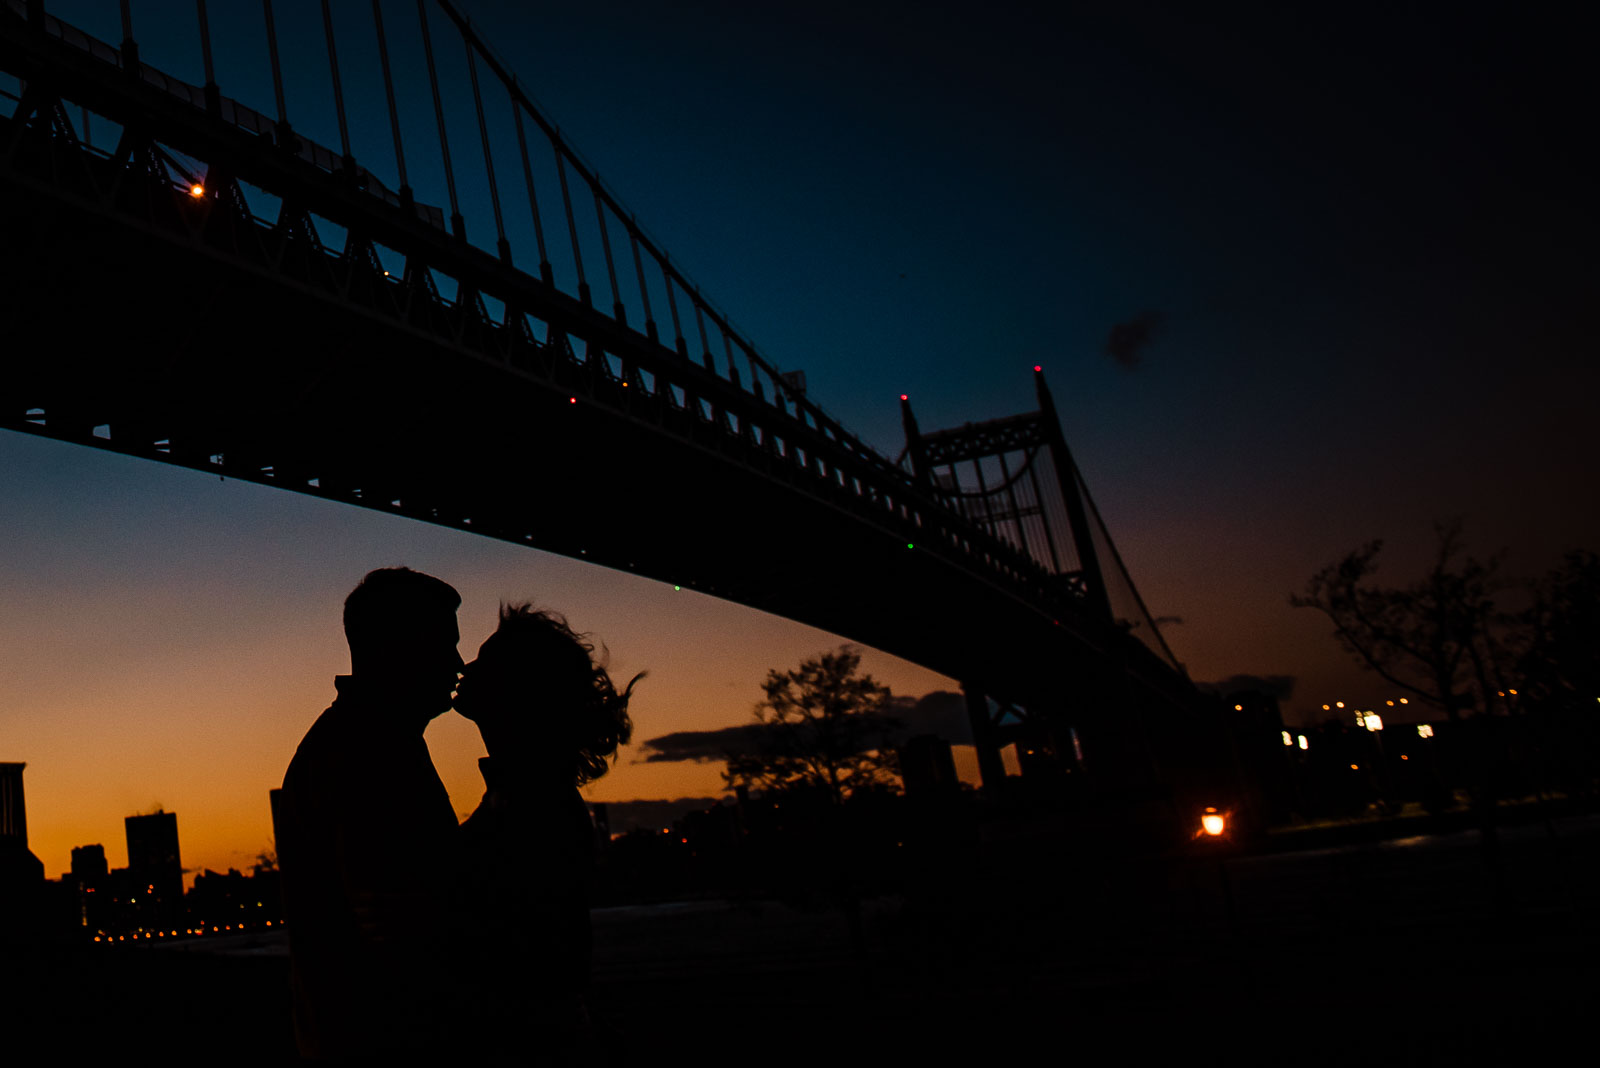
xmin=0 ymin=763 xmax=46 ymax=935
xmin=125 ymin=810 xmax=183 ymax=928
xmin=71 ymin=843 xmax=108 ymax=884
xmin=66 ymin=844 xmax=110 ymax=931
xmin=899 ymin=734 xmax=959 ymax=799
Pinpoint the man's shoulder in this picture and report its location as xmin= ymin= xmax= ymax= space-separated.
xmin=283 ymin=704 xmax=347 ymax=788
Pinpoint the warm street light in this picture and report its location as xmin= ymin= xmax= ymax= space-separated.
xmin=1200 ymin=808 xmax=1226 ymax=836
xmin=1363 ymin=713 xmax=1384 ymax=732
xmin=1281 ymin=730 xmax=1293 ymax=746
xmin=1297 ymin=735 xmax=1309 ymax=749
xmin=1417 ymin=724 xmax=1434 ymax=738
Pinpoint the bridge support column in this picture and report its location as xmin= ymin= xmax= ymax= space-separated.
xmin=962 ymin=684 xmax=1006 ymax=792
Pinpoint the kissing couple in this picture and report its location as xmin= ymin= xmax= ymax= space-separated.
xmin=276 ymin=567 xmax=642 ymax=1063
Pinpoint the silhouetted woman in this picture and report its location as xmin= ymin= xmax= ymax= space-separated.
xmin=452 ymin=603 xmax=642 ymax=1065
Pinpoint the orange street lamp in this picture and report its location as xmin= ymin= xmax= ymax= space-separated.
xmin=1200 ymin=807 xmax=1226 ymax=837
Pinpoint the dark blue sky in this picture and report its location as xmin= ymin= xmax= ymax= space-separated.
xmin=9 ymin=0 xmax=1595 ymax=717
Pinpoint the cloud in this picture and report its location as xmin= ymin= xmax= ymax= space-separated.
xmin=1198 ymin=674 xmax=1297 ymax=700
xmin=635 ymin=723 xmax=776 ymax=763
xmin=634 ymin=690 xmax=975 ymax=764
xmin=1105 ymin=311 xmax=1163 ymax=369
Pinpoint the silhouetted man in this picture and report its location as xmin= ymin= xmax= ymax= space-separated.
xmin=278 ymin=568 xmax=465 ymax=1061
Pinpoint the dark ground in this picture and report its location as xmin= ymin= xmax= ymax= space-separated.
xmin=5 ymin=813 xmax=1596 ymax=1065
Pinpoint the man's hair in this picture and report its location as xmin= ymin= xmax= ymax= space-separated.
xmin=343 ymin=567 xmax=461 ymax=652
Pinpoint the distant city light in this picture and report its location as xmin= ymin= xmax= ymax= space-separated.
xmin=1363 ymin=713 xmax=1383 ymax=732
xmin=1297 ymin=735 xmax=1308 ymax=750
xmin=1386 ymin=700 xmax=1395 ymax=706
xmin=1235 ymin=704 xmax=1243 ymax=711
xmin=189 ymin=183 xmax=204 ymax=197
xmin=1417 ymin=724 xmax=1434 ymax=738
xmin=1401 ymin=754 xmax=1409 ymax=761
xmin=1335 ymin=701 xmax=1345 ymax=709
xmin=1200 ymin=808 xmax=1225 ymax=836
xmin=1281 ymin=730 xmax=1293 ymax=746
xmin=1322 ymin=704 xmax=1330 ymax=710
xmin=1508 ymin=689 xmax=1518 ymax=696
xmin=1400 ymin=698 xmax=1408 ymax=704
xmin=1350 ymin=764 xmax=1359 ymax=770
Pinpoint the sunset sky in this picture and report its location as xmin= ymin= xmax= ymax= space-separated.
xmin=2 ymin=1 xmax=1592 ymax=884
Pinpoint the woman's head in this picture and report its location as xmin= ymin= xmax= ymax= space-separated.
xmin=454 ymin=603 xmax=641 ymax=785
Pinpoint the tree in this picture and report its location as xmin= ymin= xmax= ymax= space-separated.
xmin=1292 ymin=521 xmax=1519 ymax=908
xmin=1290 ymin=521 xmax=1510 ymax=724
xmin=722 ymin=647 xmax=902 ymax=804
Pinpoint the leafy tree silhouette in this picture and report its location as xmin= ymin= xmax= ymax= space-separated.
xmin=722 ymin=646 xmax=902 ymax=805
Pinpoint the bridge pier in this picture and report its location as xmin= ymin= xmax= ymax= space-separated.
xmin=961 ymin=683 xmax=1007 ymax=792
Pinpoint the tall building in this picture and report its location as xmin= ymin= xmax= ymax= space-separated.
xmin=70 ymin=844 xmax=108 ymax=884
xmin=125 ymin=810 xmax=182 ymax=928
xmin=0 ymin=763 xmax=46 ymax=933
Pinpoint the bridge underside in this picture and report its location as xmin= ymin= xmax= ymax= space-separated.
xmin=0 ymin=133 xmax=1183 ymax=711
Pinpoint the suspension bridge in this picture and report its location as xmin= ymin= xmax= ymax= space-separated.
xmin=0 ymin=0 xmax=1210 ymax=804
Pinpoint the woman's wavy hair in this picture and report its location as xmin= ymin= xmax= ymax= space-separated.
xmin=490 ymin=603 xmax=642 ymax=785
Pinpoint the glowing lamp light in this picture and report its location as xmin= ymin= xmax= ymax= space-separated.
xmin=1322 ymin=704 xmax=1330 ymax=710
xmin=1363 ymin=713 xmax=1383 ymax=732
xmin=1200 ymin=808 xmax=1226 ymax=837
xmin=1281 ymin=730 xmax=1293 ymax=746
xmin=1335 ymin=701 xmax=1345 ymax=709
xmin=1400 ymin=698 xmax=1408 ymax=704
xmin=1417 ymin=724 xmax=1434 ymax=738
xmin=189 ymin=183 xmax=205 ymax=198
xmin=1234 ymin=704 xmax=1243 ymax=711
xmin=1350 ymin=764 xmax=1360 ymax=770
xmin=1297 ymin=735 xmax=1308 ymax=750
xmin=673 ymin=585 xmax=681 ymax=591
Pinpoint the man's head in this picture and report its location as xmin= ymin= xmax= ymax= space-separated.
xmin=344 ymin=568 xmax=463 ymax=718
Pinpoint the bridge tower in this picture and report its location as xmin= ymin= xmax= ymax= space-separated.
xmin=900 ymin=369 xmax=1186 ymax=812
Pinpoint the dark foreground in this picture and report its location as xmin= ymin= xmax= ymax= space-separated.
xmin=5 ymin=814 xmax=1596 ymax=1065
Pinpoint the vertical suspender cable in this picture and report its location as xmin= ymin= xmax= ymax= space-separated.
xmin=511 ymin=99 xmax=551 ymax=285
xmin=1024 ymin=450 xmax=1064 ymax=573
xmin=262 ymin=0 xmax=287 ymax=128
xmin=418 ymin=0 xmax=464 ymax=237
xmin=996 ymin=451 xmax=1034 ymax=563
xmin=663 ymin=266 xmax=685 ymax=356
xmin=722 ymin=332 xmax=740 ymax=388
xmin=372 ymin=0 xmax=408 ymax=200
xmin=195 ymin=0 xmax=219 ymax=113
xmin=693 ymin=300 xmax=713 ymax=372
xmin=593 ymin=188 xmax=623 ymax=322
xmin=119 ymin=0 xmax=140 ymax=73
xmin=320 ymin=0 xmax=352 ymax=164
xmin=464 ymin=36 xmax=508 ymax=261
xmin=629 ymin=230 xmax=656 ymax=342
xmin=554 ymin=152 xmax=588 ymax=305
